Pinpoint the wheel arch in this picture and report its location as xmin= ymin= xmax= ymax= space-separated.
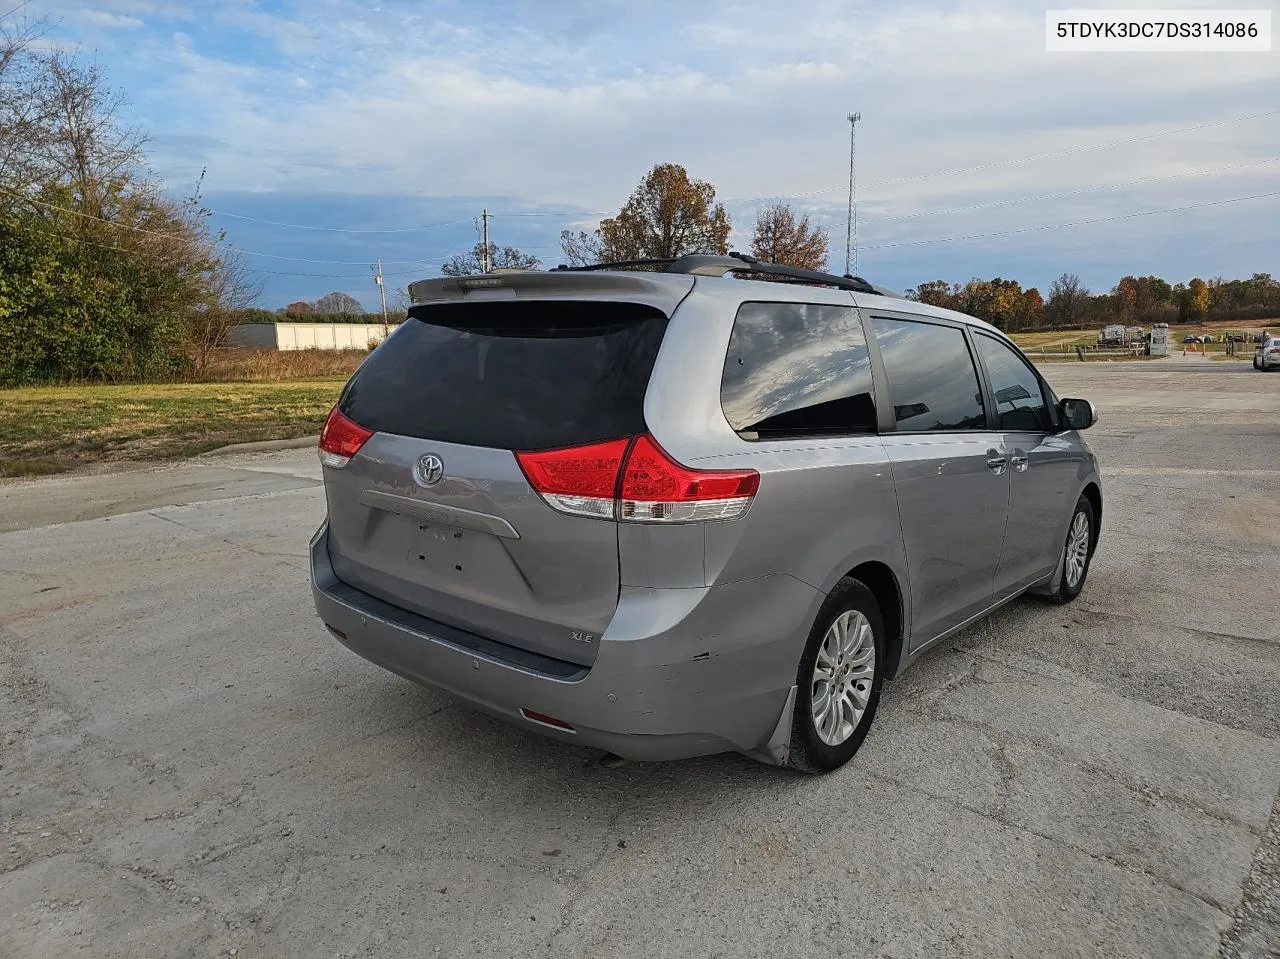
xmin=845 ymin=561 xmax=906 ymax=679
xmin=1081 ymin=481 xmax=1102 ymax=549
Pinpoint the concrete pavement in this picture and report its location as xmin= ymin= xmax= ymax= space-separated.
xmin=1 ymin=364 xmax=1277 ymax=958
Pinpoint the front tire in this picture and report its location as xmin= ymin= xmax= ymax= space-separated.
xmin=1048 ymin=496 xmax=1096 ymax=604
xmin=786 ymin=578 xmax=884 ymax=774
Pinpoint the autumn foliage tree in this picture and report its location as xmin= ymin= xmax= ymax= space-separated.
xmin=1181 ymin=277 xmax=1210 ymax=320
xmin=559 ymin=163 xmax=730 ymax=265
xmin=0 ymin=22 xmax=258 ymax=384
xmin=749 ymin=203 xmax=828 ymax=271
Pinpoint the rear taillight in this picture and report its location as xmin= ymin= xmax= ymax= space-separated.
xmin=620 ymin=435 xmax=759 ymax=522
xmin=318 ymin=407 xmax=373 ymax=469
xmin=517 ymin=435 xmax=759 ymax=523
xmin=514 ymin=439 xmax=629 ymax=519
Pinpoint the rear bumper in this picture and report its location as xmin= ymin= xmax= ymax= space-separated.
xmin=309 ymin=522 xmax=817 ymax=764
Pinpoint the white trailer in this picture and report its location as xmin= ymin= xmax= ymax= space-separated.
xmin=1098 ymin=324 xmax=1125 ymax=346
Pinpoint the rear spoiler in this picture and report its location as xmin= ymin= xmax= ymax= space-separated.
xmin=407 ymin=271 xmax=696 ymax=315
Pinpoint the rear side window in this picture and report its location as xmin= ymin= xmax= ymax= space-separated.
xmin=870 ymin=317 xmax=986 ymax=432
xmin=720 ymin=302 xmax=876 ymax=439
xmin=973 ymin=332 xmax=1052 ymax=432
xmin=339 ymin=301 xmax=667 ymax=450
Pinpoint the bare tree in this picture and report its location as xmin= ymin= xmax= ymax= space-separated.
xmin=0 ymin=19 xmax=63 ymax=194
xmin=388 ymin=285 xmax=411 ymax=317
xmin=314 ymin=291 xmax=364 ymax=315
xmin=188 ymin=248 xmax=263 ymax=376
xmin=557 ymin=228 xmax=603 ymax=267
xmin=1046 ymin=273 xmax=1089 ymax=328
xmin=40 ymin=51 xmax=148 ymax=220
xmin=749 ymin=203 xmax=829 ymax=271
xmin=441 ymin=242 xmax=540 ymax=276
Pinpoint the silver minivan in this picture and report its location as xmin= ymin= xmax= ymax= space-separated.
xmin=310 ymin=254 xmax=1102 ymax=772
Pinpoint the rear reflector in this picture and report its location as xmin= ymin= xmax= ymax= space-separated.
xmin=318 ymin=407 xmax=373 ymax=469
xmin=517 ymin=434 xmax=759 ymax=523
xmin=520 ymin=708 xmax=576 ymax=732
xmin=325 ymin=624 xmax=347 ymax=640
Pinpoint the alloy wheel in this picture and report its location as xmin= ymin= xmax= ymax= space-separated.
xmin=810 ymin=610 xmax=876 ymax=746
xmin=1065 ymin=511 xmax=1090 ymax=588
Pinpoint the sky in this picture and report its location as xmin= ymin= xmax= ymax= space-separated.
xmin=19 ymin=0 xmax=1280 ymax=309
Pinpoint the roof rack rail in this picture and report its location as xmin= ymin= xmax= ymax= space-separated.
xmin=554 ymin=252 xmax=886 ymax=295
xmin=552 ymin=259 xmax=676 ymax=272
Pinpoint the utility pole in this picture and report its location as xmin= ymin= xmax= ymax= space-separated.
xmin=374 ymin=258 xmax=388 ymax=336
xmin=845 ymin=111 xmax=861 ymax=277
xmin=481 ymin=209 xmax=490 ymax=272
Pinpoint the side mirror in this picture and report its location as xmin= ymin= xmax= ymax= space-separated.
xmin=1058 ymin=398 xmax=1097 ymax=431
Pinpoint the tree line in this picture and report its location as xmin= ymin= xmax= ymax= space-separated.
xmin=906 ymin=272 xmax=1280 ymax=332
xmin=0 ymin=21 xmax=255 ymax=385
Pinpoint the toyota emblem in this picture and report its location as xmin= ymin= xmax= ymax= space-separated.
xmin=414 ymin=453 xmax=444 ymax=487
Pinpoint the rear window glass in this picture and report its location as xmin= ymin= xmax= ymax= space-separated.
xmin=720 ymin=302 xmax=877 ymax=438
xmin=870 ymin=317 xmax=986 ymax=432
xmin=339 ymin=301 xmax=667 ymax=450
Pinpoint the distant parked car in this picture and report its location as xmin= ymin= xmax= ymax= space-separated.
xmin=1182 ymin=335 xmax=1199 ymax=344
xmin=1256 ymin=337 xmax=1280 ymax=371
xmin=1201 ymin=334 xmax=1215 ymax=343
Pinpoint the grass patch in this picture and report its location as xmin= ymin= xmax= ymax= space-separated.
xmin=1009 ymin=330 xmax=1097 ymax=350
xmin=0 ymin=380 xmax=345 ymax=476
xmin=1 ymin=458 xmax=72 ymax=477
xmin=198 ymin=347 xmax=370 ymax=382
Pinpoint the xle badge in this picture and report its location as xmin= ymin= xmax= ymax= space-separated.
xmin=570 ymin=631 xmax=595 ymax=645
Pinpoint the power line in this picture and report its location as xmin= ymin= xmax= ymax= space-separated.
xmin=725 ymin=109 xmax=1280 ymax=205
xmin=0 ymin=0 xmax=35 ymax=21
xmin=860 ymin=190 xmax=1280 ymax=252
xmin=203 ymin=110 xmax=1279 ymax=236
xmin=861 ymin=156 xmax=1280 ymax=224
xmin=490 ymin=209 xmax=615 ymax=218
xmin=0 ymin=187 xmax=461 ymax=265
xmin=6 ymin=219 xmax=389 ymax=278
xmin=207 ymin=209 xmax=477 ymax=234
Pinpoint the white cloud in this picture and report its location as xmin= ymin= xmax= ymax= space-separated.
xmin=81 ymin=10 xmax=145 ymax=28
xmin=43 ymin=0 xmax=1280 ymax=291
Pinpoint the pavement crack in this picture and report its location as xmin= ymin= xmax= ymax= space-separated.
xmin=870 ymin=767 xmax=1235 ymax=917
xmin=1066 ymin=605 xmax=1280 ymax=651
xmin=145 ymin=509 xmax=297 ymax=564
xmin=1217 ymin=786 xmax=1280 ymax=958
xmin=903 ymin=691 xmax=1264 ymax=838
xmin=541 ymin=794 xmax=630 ymax=957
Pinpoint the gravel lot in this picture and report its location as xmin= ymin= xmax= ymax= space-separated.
xmin=2 ymin=362 xmax=1278 ymax=958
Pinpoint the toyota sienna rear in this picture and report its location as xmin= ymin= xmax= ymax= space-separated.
xmin=310 ymin=255 xmax=1102 ymax=772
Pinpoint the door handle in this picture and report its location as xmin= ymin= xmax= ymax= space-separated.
xmin=986 ymin=450 xmax=1007 ymax=475
xmin=1010 ymin=451 xmax=1029 ymax=472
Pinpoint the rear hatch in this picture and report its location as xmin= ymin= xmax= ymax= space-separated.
xmin=322 ymin=294 xmax=673 ymax=667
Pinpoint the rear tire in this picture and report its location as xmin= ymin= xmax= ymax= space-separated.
xmin=1047 ymin=496 xmax=1096 ymax=605
xmin=786 ymin=578 xmax=884 ymax=774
